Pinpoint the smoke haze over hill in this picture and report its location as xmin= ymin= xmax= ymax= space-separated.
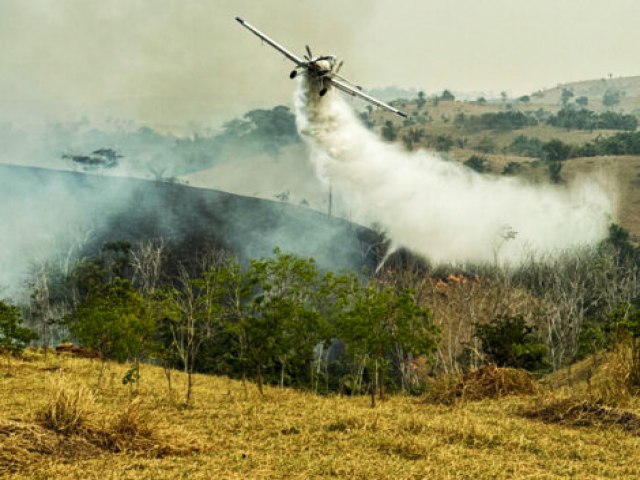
xmin=295 ymin=78 xmax=617 ymax=265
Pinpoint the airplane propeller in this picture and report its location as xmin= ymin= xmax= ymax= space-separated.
xmin=305 ymin=45 xmax=313 ymax=61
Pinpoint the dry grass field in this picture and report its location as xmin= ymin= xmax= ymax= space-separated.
xmin=3 ymin=351 xmax=640 ymax=479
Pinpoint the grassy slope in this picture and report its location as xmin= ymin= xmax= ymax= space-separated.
xmin=3 ymin=354 xmax=640 ymax=479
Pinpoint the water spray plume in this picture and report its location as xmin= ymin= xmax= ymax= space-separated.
xmin=295 ymin=78 xmax=616 ymax=266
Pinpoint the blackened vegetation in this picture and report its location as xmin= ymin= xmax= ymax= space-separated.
xmin=62 ymin=148 xmax=122 ymax=171
xmin=0 ymin=163 xmax=380 ymax=274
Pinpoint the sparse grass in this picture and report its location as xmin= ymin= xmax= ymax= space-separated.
xmin=3 ymin=353 xmax=640 ymax=479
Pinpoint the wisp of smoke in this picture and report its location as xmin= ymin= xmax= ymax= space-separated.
xmin=295 ymin=78 xmax=616 ymax=266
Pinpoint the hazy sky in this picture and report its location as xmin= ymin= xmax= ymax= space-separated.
xmin=1 ymin=0 xmax=639 ymax=131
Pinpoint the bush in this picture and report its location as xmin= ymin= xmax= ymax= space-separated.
xmin=502 ymin=161 xmax=522 ymax=175
xmin=542 ymin=139 xmax=572 ymax=161
xmin=475 ymin=136 xmax=497 ymax=153
xmin=509 ymin=135 xmax=544 ymax=157
xmin=463 ymin=111 xmax=538 ymax=132
xmin=464 ymin=155 xmax=491 ymax=174
xmin=547 ymin=107 xmax=637 ymax=131
xmin=475 ymin=315 xmax=549 ymax=372
xmin=0 ymin=301 xmax=37 ymax=358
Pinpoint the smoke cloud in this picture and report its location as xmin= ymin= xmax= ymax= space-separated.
xmin=295 ymin=78 xmax=616 ymax=266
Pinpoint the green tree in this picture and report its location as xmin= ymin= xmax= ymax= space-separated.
xmin=560 ymin=88 xmax=574 ymax=107
xmin=416 ymin=91 xmax=427 ymax=110
xmin=576 ymin=95 xmax=589 ymax=107
xmin=244 ymin=250 xmax=330 ymax=394
xmin=602 ymin=89 xmax=624 ymax=110
xmin=0 ymin=300 xmax=38 ymax=365
xmin=548 ymin=160 xmax=563 ymax=184
xmin=440 ymin=90 xmax=455 ymax=101
xmin=381 ymin=121 xmax=397 ymax=141
xmin=542 ymin=139 xmax=572 ymax=161
xmin=68 ymin=278 xmax=153 ymax=385
xmin=475 ymin=315 xmax=549 ymax=372
xmin=336 ymin=280 xmax=437 ymax=407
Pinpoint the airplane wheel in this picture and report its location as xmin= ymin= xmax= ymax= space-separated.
xmin=319 ymin=88 xmax=328 ymax=97
xmin=289 ymin=70 xmax=298 ymax=79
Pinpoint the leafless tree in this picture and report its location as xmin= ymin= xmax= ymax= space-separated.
xmin=167 ymin=248 xmax=231 ymax=405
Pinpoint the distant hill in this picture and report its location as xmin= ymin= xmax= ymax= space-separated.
xmin=534 ymin=76 xmax=640 ymax=113
xmin=0 ymin=164 xmax=382 ymax=294
xmin=364 ymin=75 xmax=640 ymax=241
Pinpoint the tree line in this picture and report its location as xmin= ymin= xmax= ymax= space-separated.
xmin=3 ymin=225 xmax=640 ymax=404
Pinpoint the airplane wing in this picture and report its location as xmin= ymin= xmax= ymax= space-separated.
xmin=236 ymin=17 xmax=306 ymax=67
xmin=328 ymin=77 xmax=408 ymax=118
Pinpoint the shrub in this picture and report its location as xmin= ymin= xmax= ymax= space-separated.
xmin=0 ymin=301 xmax=37 ymax=358
xmin=509 ymin=135 xmax=544 ymax=157
xmin=502 ymin=161 xmax=522 ymax=175
xmin=475 ymin=315 xmax=550 ymax=372
xmin=464 ymin=155 xmax=491 ymax=174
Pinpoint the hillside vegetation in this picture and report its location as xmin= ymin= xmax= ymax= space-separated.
xmin=362 ymin=76 xmax=640 ymax=241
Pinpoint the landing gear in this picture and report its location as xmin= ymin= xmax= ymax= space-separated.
xmin=289 ymin=70 xmax=298 ymax=79
xmin=319 ymin=88 xmax=328 ymax=97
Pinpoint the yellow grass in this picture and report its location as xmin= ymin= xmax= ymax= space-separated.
xmin=2 ymin=353 xmax=640 ymax=479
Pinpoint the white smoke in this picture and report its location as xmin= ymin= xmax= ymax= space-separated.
xmin=295 ymin=78 xmax=616 ymax=266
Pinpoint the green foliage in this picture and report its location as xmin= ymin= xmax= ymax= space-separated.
xmin=509 ymin=135 xmax=544 ymax=157
xmin=462 ymin=111 xmax=538 ymax=132
xmin=68 ymin=278 xmax=153 ymax=363
xmin=402 ymin=128 xmax=425 ymax=150
xmin=547 ymin=108 xmax=637 ymax=131
xmin=0 ymin=300 xmax=38 ymax=356
xmin=440 ymin=90 xmax=455 ymax=101
xmin=542 ymin=139 xmax=572 ymax=161
xmin=431 ymin=135 xmax=454 ymax=152
xmin=335 ymin=280 xmax=438 ymax=401
xmin=602 ymin=224 xmax=640 ymax=264
xmin=475 ymin=315 xmax=549 ymax=372
xmin=381 ymin=121 xmax=397 ymax=141
xmin=547 ymin=160 xmax=563 ymax=184
xmin=243 ymin=250 xmax=331 ymax=390
xmin=416 ymin=91 xmax=427 ymax=110
xmin=560 ymin=88 xmax=574 ymax=107
xmin=464 ymin=155 xmax=491 ymax=174
xmin=475 ymin=136 xmax=497 ymax=154
xmin=222 ymin=105 xmax=300 ymax=157
xmin=502 ymin=161 xmax=522 ymax=176
xmin=575 ymin=95 xmax=589 ymax=107
xmin=602 ymin=89 xmax=624 ymax=109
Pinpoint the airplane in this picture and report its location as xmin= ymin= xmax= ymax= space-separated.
xmin=235 ymin=17 xmax=408 ymax=118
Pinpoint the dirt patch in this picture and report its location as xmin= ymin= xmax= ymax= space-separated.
xmin=425 ymin=365 xmax=540 ymax=404
xmin=524 ymin=397 xmax=640 ymax=434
